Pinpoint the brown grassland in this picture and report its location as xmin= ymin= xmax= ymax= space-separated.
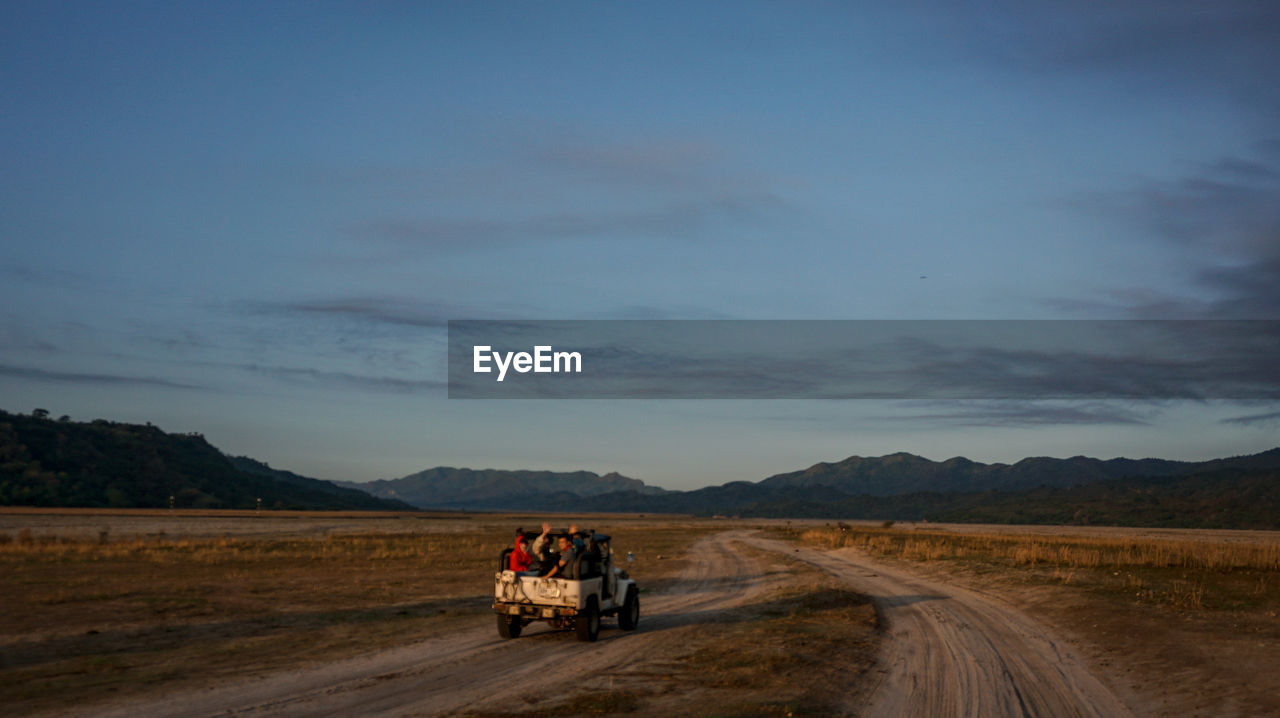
xmin=797 ymin=524 xmax=1280 ymax=611
xmin=794 ymin=523 xmax=1280 ymax=715
xmin=4 ymin=510 xmax=1280 ymax=716
xmin=0 ymin=511 xmax=723 ymax=716
xmin=1 ymin=510 xmax=883 ymax=717
xmin=635 ymin=546 xmax=880 ymax=718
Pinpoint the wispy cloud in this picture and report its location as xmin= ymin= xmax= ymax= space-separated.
xmin=584 ymin=304 xmax=737 ymax=320
xmin=242 ymin=364 xmax=445 ymax=395
xmin=1221 ymin=409 xmax=1280 ymax=427
xmin=0 ymin=262 xmax=97 ymax=287
xmin=527 ymin=138 xmax=726 ymax=190
xmin=326 ymin=127 xmax=798 ymax=256
xmin=0 ymin=364 xmax=202 ymax=389
xmin=881 ymin=401 xmax=1151 ymax=428
xmin=1114 ymin=152 xmax=1280 ymax=254
xmin=345 ymin=194 xmax=785 ymax=249
xmin=1003 ymin=6 xmax=1280 ymax=321
xmin=1063 ymin=142 xmax=1280 ymax=318
xmin=128 ymin=328 xmax=216 ymax=354
xmin=961 ymin=3 xmax=1280 ymax=116
xmin=253 ymin=297 xmax=458 ymax=329
xmin=0 ymin=317 xmax=60 ymax=354
xmin=448 ymin=320 xmax=1280 ymax=400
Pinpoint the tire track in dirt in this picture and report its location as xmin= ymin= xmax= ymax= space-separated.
xmin=66 ymin=531 xmax=771 ymax=718
xmin=743 ymin=536 xmax=1134 ymax=718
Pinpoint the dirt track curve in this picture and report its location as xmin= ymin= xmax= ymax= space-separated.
xmin=742 ymin=536 xmax=1132 ymax=718
xmin=66 ymin=530 xmax=1132 ymax=717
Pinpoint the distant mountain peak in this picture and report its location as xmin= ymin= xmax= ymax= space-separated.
xmin=339 ymin=466 xmax=666 ymax=510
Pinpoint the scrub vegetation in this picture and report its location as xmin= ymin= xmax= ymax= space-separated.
xmin=0 ymin=513 xmax=709 ymax=716
xmin=652 ymin=553 xmax=879 ymax=717
xmin=2 ymin=528 xmax=488 ymax=714
xmin=797 ymin=525 xmax=1280 ymax=612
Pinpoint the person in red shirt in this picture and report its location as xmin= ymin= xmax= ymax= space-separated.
xmin=509 ymin=532 xmax=533 ymax=572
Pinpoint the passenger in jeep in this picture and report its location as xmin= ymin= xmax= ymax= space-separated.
xmin=509 ymin=531 xmax=532 ymax=572
xmin=529 ymin=523 xmax=553 ymax=573
xmin=542 ymin=534 xmax=578 ymax=579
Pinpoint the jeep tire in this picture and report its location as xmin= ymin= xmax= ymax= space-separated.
xmin=618 ymin=587 xmax=639 ymax=631
xmin=576 ymin=595 xmax=600 ymax=642
xmin=497 ymin=614 xmax=522 ymax=639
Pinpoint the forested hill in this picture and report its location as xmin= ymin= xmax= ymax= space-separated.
xmin=0 ymin=409 xmax=413 ymax=510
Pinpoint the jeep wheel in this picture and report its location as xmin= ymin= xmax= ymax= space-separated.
xmin=576 ymin=596 xmax=600 ymax=642
xmin=497 ymin=614 xmax=522 ymax=639
xmin=618 ymin=587 xmax=639 ymax=631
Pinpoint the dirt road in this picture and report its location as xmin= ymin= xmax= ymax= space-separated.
xmin=66 ymin=530 xmax=1131 ymax=717
xmin=743 ymin=536 xmax=1133 ymax=718
xmin=66 ymin=531 xmax=776 ymax=718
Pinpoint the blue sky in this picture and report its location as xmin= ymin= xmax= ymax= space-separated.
xmin=3 ymin=2 xmax=1278 ymax=489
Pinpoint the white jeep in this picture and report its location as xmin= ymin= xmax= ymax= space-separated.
xmin=492 ymin=529 xmax=640 ymax=642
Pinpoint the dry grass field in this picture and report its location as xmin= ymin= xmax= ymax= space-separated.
xmin=2 ymin=511 xmax=886 ymax=717
xmin=797 ymin=524 xmax=1280 ymax=611
xmin=646 ymin=547 xmax=879 ymax=717
xmin=6 ymin=510 xmax=1279 ymax=716
xmin=794 ymin=522 xmax=1280 ymax=716
xmin=0 ymin=510 xmax=721 ymax=716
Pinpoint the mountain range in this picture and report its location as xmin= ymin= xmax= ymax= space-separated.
xmin=335 ymin=467 xmax=667 ymax=511
xmin=755 ymin=450 xmax=1280 ymax=494
xmin=340 ymin=448 xmax=1280 ymax=528
xmin=3 ymin=407 xmax=1277 ymax=528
